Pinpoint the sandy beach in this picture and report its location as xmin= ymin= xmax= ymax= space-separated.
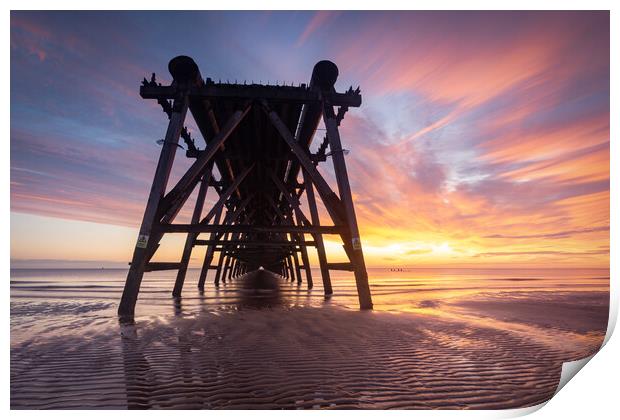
xmin=10 ymin=268 xmax=608 ymax=409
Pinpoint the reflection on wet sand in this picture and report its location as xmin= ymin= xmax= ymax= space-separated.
xmin=116 ymin=305 xmax=602 ymax=409
xmin=10 ymin=267 xmax=609 ymax=409
xmin=120 ymin=323 xmax=152 ymax=409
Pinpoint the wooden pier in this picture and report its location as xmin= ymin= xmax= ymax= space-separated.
xmin=118 ymin=56 xmax=373 ymax=318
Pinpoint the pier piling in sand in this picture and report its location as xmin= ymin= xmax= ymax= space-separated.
xmin=118 ymin=56 xmax=372 ymax=319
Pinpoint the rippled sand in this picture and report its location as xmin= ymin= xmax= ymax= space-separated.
xmin=10 ymin=268 xmax=608 ymax=409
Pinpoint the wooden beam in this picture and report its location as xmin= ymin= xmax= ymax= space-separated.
xmin=145 ymin=262 xmax=183 ymax=272
xmin=195 ymin=239 xmax=316 ymax=247
xmin=326 ymin=262 xmax=354 ymax=271
xmin=260 ymin=100 xmax=346 ymax=226
xmin=155 ymin=224 xmax=343 ymax=234
xmin=140 ymin=84 xmax=362 ymax=107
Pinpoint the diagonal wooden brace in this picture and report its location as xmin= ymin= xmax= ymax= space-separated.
xmin=157 ymin=102 xmax=252 ymax=222
xmin=260 ymin=100 xmax=346 ymax=226
xmin=268 ymin=170 xmax=311 ymax=225
xmin=200 ymin=163 xmax=255 ymax=225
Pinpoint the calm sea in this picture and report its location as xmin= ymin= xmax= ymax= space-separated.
xmin=10 ymin=267 xmax=609 ymax=343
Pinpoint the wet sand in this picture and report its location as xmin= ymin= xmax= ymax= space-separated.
xmin=10 ymin=268 xmax=608 ymax=409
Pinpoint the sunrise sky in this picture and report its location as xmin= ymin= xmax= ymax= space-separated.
xmin=10 ymin=11 xmax=609 ymax=268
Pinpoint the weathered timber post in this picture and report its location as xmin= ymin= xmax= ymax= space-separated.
xmin=230 ymin=259 xmax=236 ymax=278
xmin=303 ymin=168 xmax=332 ymax=295
xmin=173 ymin=168 xmax=212 ymax=297
xmin=222 ymin=255 xmax=231 ymax=283
xmin=321 ymin=93 xmax=373 ymax=309
xmin=214 ymin=249 xmax=226 ymax=286
xmin=287 ymin=255 xmax=296 ymax=282
xmin=292 ymin=249 xmax=302 ymax=285
xmin=299 ymin=241 xmax=313 ymax=289
xmin=118 ymin=88 xmax=190 ymax=319
xmin=282 ymin=258 xmax=289 ymax=279
xmin=197 ymin=206 xmax=223 ymax=290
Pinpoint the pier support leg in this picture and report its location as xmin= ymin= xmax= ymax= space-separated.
xmin=323 ymin=102 xmax=373 ymax=309
xmin=299 ymin=239 xmax=313 ymax=289
xmin=287 ymin=255 xmax=295 ymax=282
xmin=228 ymin=258 xmax=236 ymax=280
xmin=214 ymin=249 xmax=226 ymax=286
xmin=198 ymin=207 xmax=223 ymax=291
xmin=282 ymin=258 xmax=288 ymax=279
xmin=173 ymin=168 xmax=212 ymax=297
xmin=118 ymin=96 xmax=188 ymax=319
xmin=303 ymin=169 xmax=332 ymax=295
xmin=292 ymin=251 xmax=302 ymax=285
xmin=222 ymin=255 xmax=231 ymax=283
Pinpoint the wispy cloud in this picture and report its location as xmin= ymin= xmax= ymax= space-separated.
xmin=296 ymin=11 xmax=341 ymax=47
xmin=484 ymin=226 xmax=609 ymax=240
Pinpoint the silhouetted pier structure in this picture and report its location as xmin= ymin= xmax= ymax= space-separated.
xmin=118 ymin=56 xmax=372 ymax=318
